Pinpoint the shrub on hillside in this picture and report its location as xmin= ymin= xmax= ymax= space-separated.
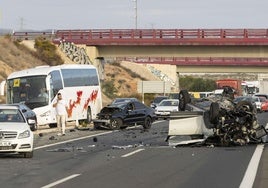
xmin=102 ymin=80 xmax=118 ymax=98
xmin=179 ymin=76 xmax=216 ymax=91
xmin=34 ymin=37 xmax=64 ymax=66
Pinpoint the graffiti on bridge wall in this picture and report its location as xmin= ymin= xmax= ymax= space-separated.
xmin=147 ymin=65 xmax=176 ymax=86
xmin=59 ymin=41 xmax=92 ymax=64
xmin=58 ymin=41 xmax=105 ymax=80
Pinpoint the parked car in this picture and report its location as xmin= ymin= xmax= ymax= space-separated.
xmin=254 ymin=94 xmax=268 ymax=100
xmin=111 ymin=98 xmax=139 ymax=104
xmin=150 ymin=96 xmax=168 ymax=108
xmin=0 ymin=104 xmax=34 ymax=158
xmin=259 ymin=96 xmax=268 ymax=112
xmin=93 ymin=101 xmax=156 ymax=130
xmin=155 ymin=99 xmax=179 ymax=119
xmin=11 ymin=103 xmax=37 ymax=131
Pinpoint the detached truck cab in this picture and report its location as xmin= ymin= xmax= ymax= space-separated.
xmin=216 ymin=79 xmax=242 ymax=96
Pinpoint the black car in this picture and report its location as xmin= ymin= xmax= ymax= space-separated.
xmin=10 ymin=103 xmax=37 ymax=131
xmin=111 ymin=98 xmax=139 ymax=104
xmin=93 ymin=101 xmax=156 ymax=130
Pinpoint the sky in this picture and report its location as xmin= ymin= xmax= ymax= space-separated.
xmin=0 ymin=0 xmax=268 ymax=31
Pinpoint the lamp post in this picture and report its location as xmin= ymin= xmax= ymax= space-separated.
xmin=133 ymin=0 xmax=137 ymax=29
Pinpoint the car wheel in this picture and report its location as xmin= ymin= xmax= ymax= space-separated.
xmin=179 ymin=90 xmax=191 ymax=111
xmin=110 ymin=118 xmax=122 ymax=130
xmin=23 ymin=151 xmax=33 ymax=158
xmin=143 ymin=116 xmax=152 ymax=129
xmin=236 ymin=101 xmax=255 ymax=113
xmin=209 ymin=102 xmax=220 ymax=124
xmin=30 ymin=118 xmax=37 ymax=131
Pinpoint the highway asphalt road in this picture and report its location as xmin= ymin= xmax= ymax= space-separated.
xmin=0 ymin=113 xmax=267 ymax=188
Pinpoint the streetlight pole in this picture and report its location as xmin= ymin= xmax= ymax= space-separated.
xmin=133 ymin=0 xmax=137 ymax=29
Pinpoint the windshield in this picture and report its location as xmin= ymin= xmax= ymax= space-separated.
xmin=153 ymin=97 xmax=168 ymax=103
xmin=159 ymin=100 xmax=179 ymax=106
xmin=0 ymin=109 xmax=25 ymax=123
xmin=7 ymin=76 xmax=49 ymax=109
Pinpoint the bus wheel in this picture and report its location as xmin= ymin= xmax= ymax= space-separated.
xmin=79 ymin=107 xmax=92 ymax=125
xmin=49 ymin=123 xmax=57 ymax=128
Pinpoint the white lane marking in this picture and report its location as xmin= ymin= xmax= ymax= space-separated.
xmin=121 ymin=148 xmax=145 ymax=158
xmin=41 ymin=174 xmax=81 ymax=188
xmin=34 ymin=131 xmax=112 ymax=150
xmin=239 ymin=144 xmax=264 ymax=188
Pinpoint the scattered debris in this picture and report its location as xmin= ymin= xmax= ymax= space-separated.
xmin=49 ymin=136 xmax=57 ymax=140
xmin=46 ymin=148 xmax=72 ymax=152
xmin=93 ymin=137 xmax=98 ymax=142
xmin=69 ymin=129 xmax=76 ymax=132
xmin=112 ymin=143 xmax=143 ymax=149
xmin=88 ymin=144 xmax=96 ymax=148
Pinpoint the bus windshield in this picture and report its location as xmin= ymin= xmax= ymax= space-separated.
xmin=6 ymin=75 xmax=49 ymax=109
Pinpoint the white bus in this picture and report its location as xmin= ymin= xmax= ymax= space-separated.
xmin=4 ymin=64 xmax=102 ymax=128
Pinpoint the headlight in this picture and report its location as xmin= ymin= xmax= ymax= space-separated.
xmin=18 ymin=130 xmax=31 ymax=139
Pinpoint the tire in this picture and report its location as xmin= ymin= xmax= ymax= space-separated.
xmin=179 ymin=90 xmax=191 ymax=111
xmin=110 ymin=118 xmax=122 ymax=130
xmin=209 ymin=102 xmax=220 ymax=124
xmin=30 ymin=122 xmax=37 ymax=131
xmin=143 ymin=116 xmax=152 ymax=129
xmin=49 ymin=123 xmax=57 ymax=128
xmin=23 ymin=151 xmax=33 ymax=158
xmin=93 ymin=123 xmax=101 ymax=130
xmin=236 ymin=100 xmax=255 ymax=113
xmin=79 ymin=107 xmax=92 ymax=125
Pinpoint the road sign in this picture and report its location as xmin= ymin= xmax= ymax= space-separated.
xmin=137 ymin=81 xmax=171 ymax=93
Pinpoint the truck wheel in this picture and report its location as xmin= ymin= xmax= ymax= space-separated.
xmin=179 ymin=90 xmax=191 ymax=111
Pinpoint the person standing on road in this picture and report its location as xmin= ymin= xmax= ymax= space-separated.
xmin=53 ymin=93 xmax=68 ymax=136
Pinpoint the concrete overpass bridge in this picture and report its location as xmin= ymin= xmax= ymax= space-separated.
xmin=12 ymin=29 xmax=268 ymax=89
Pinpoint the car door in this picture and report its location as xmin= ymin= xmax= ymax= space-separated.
xmin=133 ymin=101 xmax=147 ymax=123
xmin=123 ymin=102 xmax=138 ymax=125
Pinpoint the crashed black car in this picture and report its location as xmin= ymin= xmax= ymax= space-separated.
xmin=168 ymin=86 xmax=267 ymax=146
xmin=93 ymin=100 xmax=156 ymax=130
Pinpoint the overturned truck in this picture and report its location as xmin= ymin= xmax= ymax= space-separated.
xmin=168 ymin=87 xmax=267 ymax=146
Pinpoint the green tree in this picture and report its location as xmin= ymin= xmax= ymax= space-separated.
xmin=179 ymin=76 xmax=216 ymax=91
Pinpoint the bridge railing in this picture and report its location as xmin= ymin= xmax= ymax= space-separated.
xmin=116 ymin=57 xmax=268 ymax=66
xmin=12 ymin=31 xmax=55 ymax=40
xmin=53 ymin=29 xmax=268 ymax=39
xmin=12 ymin=29 xmax=268 ymax=45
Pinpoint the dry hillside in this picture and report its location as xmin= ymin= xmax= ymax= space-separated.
xmin=0 ymin=37 xmax=159 ymax=105
xmin=0 ymin=37 xmax=46 ymax=81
